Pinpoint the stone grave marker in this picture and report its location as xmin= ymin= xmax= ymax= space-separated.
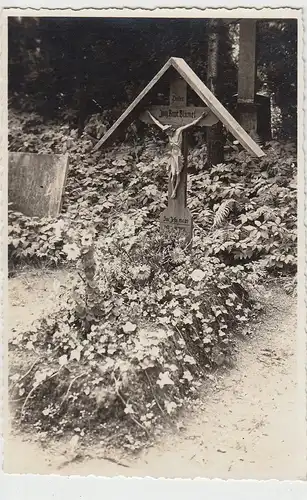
xmin=8 ymin=152 xmax=69 ymax=218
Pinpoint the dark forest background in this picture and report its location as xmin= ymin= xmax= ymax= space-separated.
xmin=8 ymin=17 xmax=297 ymax=139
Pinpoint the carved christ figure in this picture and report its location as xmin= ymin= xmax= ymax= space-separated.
xmin=147 ymin=110 xmax=208 ymax=199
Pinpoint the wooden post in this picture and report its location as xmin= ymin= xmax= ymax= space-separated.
xmin=237 ymin=19 xmax=258 ymax=134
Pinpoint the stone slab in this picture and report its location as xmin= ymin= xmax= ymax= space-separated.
xmin=8 ymin=152 xmax=69 ymax=218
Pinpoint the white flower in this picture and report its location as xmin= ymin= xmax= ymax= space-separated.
xmin=124 ymin=404 xmax=134 ymax=415
xmin=183 ymin=370 xmax=193 ymax=382
xmin=63 ymin=243 xmax=80 ymax=260
xmin=191 ymin=269 xmax=205 ymax=282
xmin=122 ymin=321 xmax=137 ymax=333
xmin=165 ymin=401 xmax=177 ymax=415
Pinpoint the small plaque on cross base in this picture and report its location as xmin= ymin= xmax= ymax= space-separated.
xmin=160 ymin=206 xmax=193 ymax=242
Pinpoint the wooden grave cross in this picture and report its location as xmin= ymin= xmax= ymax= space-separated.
xmin=92 ymin=57 xmax=265 ymax=244
xmin=140 ymin=75 xmax=218 ymax=242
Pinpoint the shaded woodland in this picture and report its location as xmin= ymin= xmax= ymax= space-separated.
xmin=8 ymin=17 xmax=297 ymax=138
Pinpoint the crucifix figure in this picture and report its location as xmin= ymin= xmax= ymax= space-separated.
xmin=147 ymin=110 xmax=208 ymax=198
xmin=139 ymin=74 xmax=220 ymax=242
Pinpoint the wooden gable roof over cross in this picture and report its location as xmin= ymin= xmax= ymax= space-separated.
xmin=93 ymin=57 xmax=265 ymax=158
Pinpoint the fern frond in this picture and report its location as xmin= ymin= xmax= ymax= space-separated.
xmin=213 ymin=199 xmax=236 ymax=228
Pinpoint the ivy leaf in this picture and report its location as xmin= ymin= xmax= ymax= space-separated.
xmin=203 ymin=336 xmax=212 ymax=344
xmin=156 ymin=371 xmax=174 ymax=388
xmin=33 ymin=368 xmax=50 ymax=388
xmin=184 ymin=355 xmax=196 ymax=365
xmin=183 ymin=370 xmax=193 ymax=382
xmin=70 ymin=349 xmax=81 ymax=362
xmin=173 ymin=307 xmax=183 ymax=318
xmin=53 ymin=219 xmax=66 ymax=238
xmin=59 ymin=354 xmax=68 ymax=366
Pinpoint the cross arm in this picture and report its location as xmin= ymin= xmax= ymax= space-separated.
xmin=176 ymin=110 xmax=209 ymax=133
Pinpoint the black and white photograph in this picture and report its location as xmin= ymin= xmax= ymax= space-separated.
xmin=2 ymin=9 xmax=305 ymax=480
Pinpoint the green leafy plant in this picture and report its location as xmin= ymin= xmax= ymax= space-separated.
xmin=9 ymin=225 xmax=262 ymax=449
xmin=188 ymin=142 xmax=297 ymax=273
xmin=8 ymin=118 xmax=297 ymax=277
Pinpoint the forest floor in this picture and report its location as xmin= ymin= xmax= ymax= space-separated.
xmin=4 ymin=268 xmax=305 ymax=479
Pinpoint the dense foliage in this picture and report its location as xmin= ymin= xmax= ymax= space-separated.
xmin=8 ymin=109 xmax=297 ymax=445
xmin=8 ymin=110 xmax=297 ymax=275
xmin=257 ymin=19 xmax=297 ymax=139
xmin=9 ymin=222 xmax=265 ymax=448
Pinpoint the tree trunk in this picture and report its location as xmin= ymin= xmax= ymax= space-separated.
xmin=77 ymin=81 xmax=87 ymax=137
xmin=206 ymin=19 xmax=225 ymax=167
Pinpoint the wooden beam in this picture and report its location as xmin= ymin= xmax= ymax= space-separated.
xmin=238 ymin=19 xmax=257 ymax=103
xmin=93 ymin=58 xmax=173 ymax=151
xmin=170 ymin=57 xmax=264 ymax=157
xmin=93 ymin=56 xmax=265 ymax=158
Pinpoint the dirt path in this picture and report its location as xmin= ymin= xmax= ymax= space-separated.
xmin=5 ymin=271 xmax=305 ymax=479
xmin=8 ymin=268 xmax=74 ymax=337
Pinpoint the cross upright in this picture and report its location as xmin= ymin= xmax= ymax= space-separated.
xmin=140 ymin=73 xmax=218 ymax=242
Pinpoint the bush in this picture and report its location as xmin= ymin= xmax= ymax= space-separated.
xmin=8 ymin=211 xmax=67 ymax=267
xmin=9 ymin=224 xmax=262 ymax=449
xmin=188 ymin=141 xmax=297 ymax=273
